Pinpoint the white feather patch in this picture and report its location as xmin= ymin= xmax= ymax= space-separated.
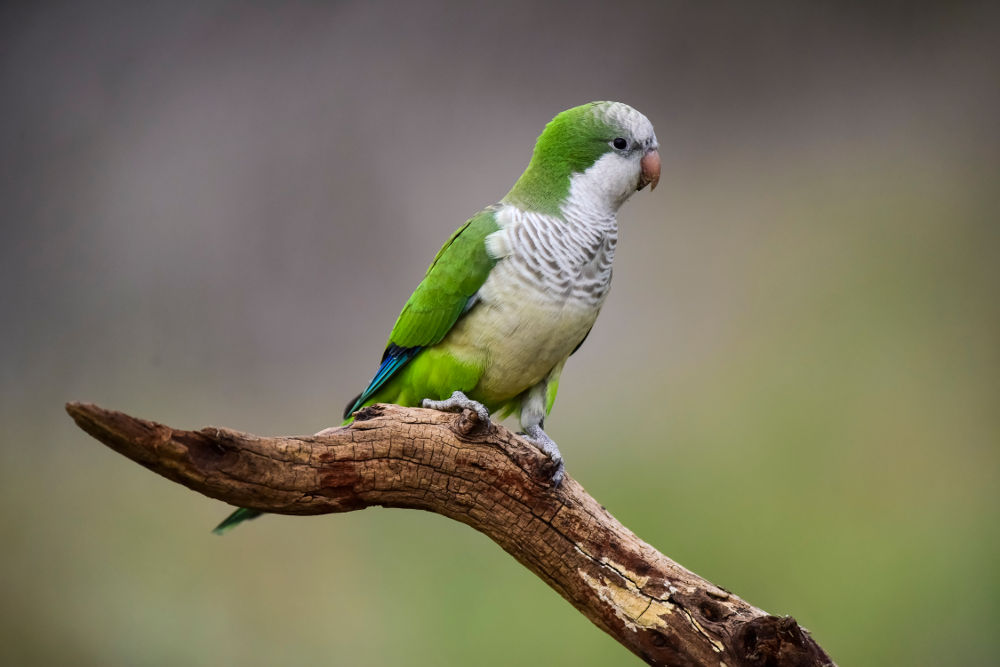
xmin=485 ymin=228 xmax=512 ymax=259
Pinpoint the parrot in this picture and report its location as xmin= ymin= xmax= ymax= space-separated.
xmin=213 ymin=101 xmax=659 ymax=534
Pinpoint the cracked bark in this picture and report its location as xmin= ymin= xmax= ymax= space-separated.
xmin=66 ymin=401 xmax=835 ymax=667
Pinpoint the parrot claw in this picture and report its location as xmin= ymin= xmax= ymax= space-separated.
xmin=422 ymin=391 xmax=491 ymax=424
xmin=523 ymin=424 xmax=565 ymax=487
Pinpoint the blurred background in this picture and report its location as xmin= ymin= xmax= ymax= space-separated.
xmin=2 ymin=1 xmax=997 ymax=665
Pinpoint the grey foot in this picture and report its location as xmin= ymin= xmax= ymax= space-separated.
xmin=523 ymin=424 xmax=565 ymax=487
xmin=422 ymin=390 xmax=491 ymax=424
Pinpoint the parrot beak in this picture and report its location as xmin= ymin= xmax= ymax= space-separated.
xmin=637 ymin=148 xmax=661 ymax=191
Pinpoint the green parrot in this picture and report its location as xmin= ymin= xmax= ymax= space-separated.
xmin=214 ymin=101 xmax=659 ymax=534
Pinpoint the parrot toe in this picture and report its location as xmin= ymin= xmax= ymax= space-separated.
xmin=422 ymin=390 xmax=491 ymax=424
xmin=523 ymin=424 xmax=565 ymax=487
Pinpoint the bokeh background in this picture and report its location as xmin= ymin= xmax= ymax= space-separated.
xmin=2 ymin=2 xmax=997 ymax=665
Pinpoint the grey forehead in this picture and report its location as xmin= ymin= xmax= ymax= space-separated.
xmin=600 ymin=102 xmax=657 ymax=148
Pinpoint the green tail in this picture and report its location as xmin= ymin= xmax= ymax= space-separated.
xmin=212 ymin=507 xmax=263 ymax=535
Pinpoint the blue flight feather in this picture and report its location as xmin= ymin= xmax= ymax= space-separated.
xmin=343 ymin=344 xmax=422 ymax=419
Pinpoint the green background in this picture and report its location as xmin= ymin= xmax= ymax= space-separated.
xmin=2 ymin=2 xmax=997 ymax=665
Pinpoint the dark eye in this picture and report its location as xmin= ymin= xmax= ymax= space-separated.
xmin=612 ymin=137 xmax=628 ymax=150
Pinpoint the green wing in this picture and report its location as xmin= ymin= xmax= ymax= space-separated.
xmin=388 ymin=206 xmax=500 ymax=348
xmin=344 ymin=207 xmax=500 ymax=418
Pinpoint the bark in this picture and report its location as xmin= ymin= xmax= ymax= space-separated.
xmin=66 ymin=401 xmax=835 ymax=667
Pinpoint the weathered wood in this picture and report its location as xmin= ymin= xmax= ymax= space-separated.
xmin=66 ymin=401 xmax=834 ymax=667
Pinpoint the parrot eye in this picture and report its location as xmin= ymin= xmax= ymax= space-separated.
xmin=612 ymin=137 xmax=628 ymax=150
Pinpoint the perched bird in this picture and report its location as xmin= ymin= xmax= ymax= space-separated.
xmin=214 ymin=101 xmax=659 ymax=534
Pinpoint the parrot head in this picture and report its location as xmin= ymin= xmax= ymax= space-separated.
xmin=503 ymin=101 xmax=659 ymax=216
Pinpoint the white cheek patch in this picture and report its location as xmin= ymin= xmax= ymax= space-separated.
xmin=565 ymin=152 xmax=640 ymax=218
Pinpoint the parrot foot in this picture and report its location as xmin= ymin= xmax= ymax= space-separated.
xmin=422 ymin=391 xmax=491 ymax=424
xmin=523 ymin=424 xmax=565 ymax=488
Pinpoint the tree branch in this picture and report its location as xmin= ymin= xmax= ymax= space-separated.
xmin=66 ymin=401 xmax=834 ymax=667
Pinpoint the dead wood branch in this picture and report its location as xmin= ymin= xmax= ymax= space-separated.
xmin=66 ymin=401 xmax=834 ymax=667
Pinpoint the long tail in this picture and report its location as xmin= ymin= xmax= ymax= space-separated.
xmin=212 ymin=507 xmax=263 ymax=535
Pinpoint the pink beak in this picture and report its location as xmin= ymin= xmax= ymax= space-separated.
xmin=638 ymin=148 xmax=661 ymax=191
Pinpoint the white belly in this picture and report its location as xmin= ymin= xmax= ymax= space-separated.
xmin=442 ymin=264 xmax=603 ymax=403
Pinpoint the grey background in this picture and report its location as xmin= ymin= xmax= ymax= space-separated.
xmin=2 ymin=2 xmax=998 ymax=665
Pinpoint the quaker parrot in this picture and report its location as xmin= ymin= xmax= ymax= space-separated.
xmin=214 ymin=101 xmax=659 ymax=534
